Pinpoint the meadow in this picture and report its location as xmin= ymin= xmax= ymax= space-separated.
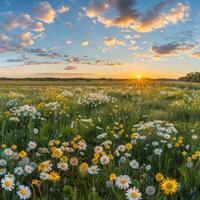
xmin=0 ymin=80 xmax=199 ymax=200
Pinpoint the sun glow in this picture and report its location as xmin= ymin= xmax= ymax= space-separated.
xmin=136 ymin=75 xmax=141 ymax=80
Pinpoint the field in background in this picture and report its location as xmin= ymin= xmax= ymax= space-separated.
xmin=0 ymin=80 xmax=199 ymax=200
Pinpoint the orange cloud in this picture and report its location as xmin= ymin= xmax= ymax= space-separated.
xmin=134 ymin=3 xmax=189 ymax=32
xmin=33 ymin=1 xmax=56 ymax=24
xmin=191 ymin=52 xmax=200 ymax=59
xmin=104 ymin=37 xmax=125 ymax=47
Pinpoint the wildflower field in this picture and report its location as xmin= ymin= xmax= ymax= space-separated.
xmin=0 ymin=80 xmax=199 ymax=200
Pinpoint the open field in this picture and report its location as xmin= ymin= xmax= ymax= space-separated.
xmin=0 ymin=80 xmax=199 ymax=200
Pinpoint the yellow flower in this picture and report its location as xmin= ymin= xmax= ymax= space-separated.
xmin=187 ymin=157 xmax=191 ymax=161
xmin=5 ymin=111 xmax=11 ymax=117
xmin=1 ymin=144 xmax=7 ymax=149
xmin=105 ymin=145 xmax=110 ymax=150
xmin=160 ymin=178 xmax=178 ymax=195
xmin=178 ymin=139 xmax=183 ymax=144
xmin=48 ymin=140 xmax=55 ymax=147
xmin=125 ymin=143 xmax=132 ymax=151
xmin=174 ymin=143 xmax=180 ymax=148
xmin=55 ymin=140 xmax=61 ymax=145
xmin=92 ymin=158 xmax=99 ymax=165
xmin=182 ymin=151 xmax=187 ymax=156
xmin=94 ymin=153 xmax=100 ymax=159
xmin=191 ymin=155 xmax=197 ymax=160
xmin=155 ymin=173 xmax=164 ymax=182
xmin=52 ymin=148 xmax=63 ymax=159
xmin=195 ymin=151 xmax=200 ymax=157
xmin=108 ymin=154 xmax=114 ymax=160
xmin=110 ymin=173 xmax=117 ymax=182
xmin=31 ymin=179 xmax=41 ymax=186
xmin=131 ymin=133 xmax=138 ymax=139
xmin=11 ymin=144 xmax=17 ymax=150
xmin=60 ymin=156 xmax=68 ymax=162
xmin=19 ymin=151 xmax=27 ymax=158
xmin=172 ymin=137 xmax=176 ymax=141
xmin=79 ymin=162 xmax=88 ymax=174
xmin=48 ymin=171 xmax=61 ymax=182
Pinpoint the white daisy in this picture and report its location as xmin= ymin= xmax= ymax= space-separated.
xmin=0 ymin=159 xmax=7 ymax=166
xmin=39 ymin=172 xmax=49 ymax=180
xmin=130 ymin=160 xmax=139 ymax=169
xmin=17 ymin=185 xmax=31 ymax=199
xmin=115 ymin=175 xmax=131 ymax=190
xmin=88 ymin=165 xmax=100 ymax=175
xmin=3 ymin=148 xmax=13 ymax=156
xmin=57 ymin=162 xmax=69 ymax=171
xmin=153 ymin=148 xmax=163 ymax=155
xmin=28 ymin=141 xmax=37 ymax=150
xmin=24 ymin=165 xmax=34 ymax=174
xmin=100 ymin=155 xmax=110 ymax=165
xmin=14 ymin=167 xmax=24 ymax=175
xmin=1 ymin=177 xmax=15 ymax=191
xmin=126 ymin=187 xmax=142 ymax=200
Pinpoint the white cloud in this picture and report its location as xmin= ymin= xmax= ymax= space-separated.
xmin=66 ymin=40 xmax=72 ymax=45
xmin=81 ymin=41 xmax=89 ymax=47
xmin=57 ymin=6 xmax=69 ymax=14
xmin=33 ymin=1 xmax=56 ymax=24
xmin=86 ymin=2 xmax=108 ymax=18
xmin=18 ymin=31 xmax=34 ymax=47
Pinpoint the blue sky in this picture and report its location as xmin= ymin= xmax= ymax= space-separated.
xmin=0 ymin=0 xmax=200 ymax=78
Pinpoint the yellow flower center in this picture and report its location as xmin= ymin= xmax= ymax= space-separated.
xmin=166 ymin=182 xmax=174 ymax=190
xmin=5 ymin=181 xmax=11 ymax=187
xmin=120 ymin=178 xmax=127 ymax=184
xmin=21 ymin=189 xmax=28 ymax=196
xmin=131 ymin=191 xmax=137 ymax=198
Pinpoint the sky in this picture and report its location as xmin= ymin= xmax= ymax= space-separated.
xmin=0 ymin=0 xmax=200 ymax=79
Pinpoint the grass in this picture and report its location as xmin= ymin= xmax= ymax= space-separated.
xmin=0 ymin=80 xmax=199 ymax=200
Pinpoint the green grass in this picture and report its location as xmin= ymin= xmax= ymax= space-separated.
xmin=0 ymin=80 xmax=199 ymax=200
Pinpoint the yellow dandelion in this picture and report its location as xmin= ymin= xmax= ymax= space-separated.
xmin=160 ymin=178 xmax=178 ymax=195
xmin=19 ymin=151 xmax=27 ymax=158
xmin=110 ymin=173 xmax=117 ymax=182
xmin=48 ymin=171 xmax=61 ymax=182
xmin=125 ymin=143 xmax=132 ymax=151
xmin=155 ymin=173 xmax=164 ymax=182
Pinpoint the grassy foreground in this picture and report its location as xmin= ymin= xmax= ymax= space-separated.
xmin=0 ymin=80 xmax=199 ymax=200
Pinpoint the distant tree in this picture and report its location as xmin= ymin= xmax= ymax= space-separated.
xmin=179 ymin=72 xmax=200 ymax=82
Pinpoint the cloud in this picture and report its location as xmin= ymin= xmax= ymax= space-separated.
xmin=132 ymin=52 xmax=149 ymax=58
xmin=191 ymin=52 xmax=200 ymax=59
xmin=0 ymin=12 xmax=45 ymax=32
xmin=6 ymin=58 xmax=23 ymax=62
xmin=57 ymin=5 xmax=69 ymax=14
xmin=64 ymin=66 xmax=78 ymax=70
xmin=134 ymin=3 xmax=190 ymax=32
xmin=104 ymin=37 xmax=125 ymax=47
xmin=28 ymin=48 xmax=47 ymax=54
xmin=33 ymin=1 xmax=56 ymax=24
xmin=86 ymin=1 xmax=109 ymax=18
xmin=81 ymin=41 xmax=89 ymax=46
xmin=17 ymin=32 xmax=34 ymax=47
xmin=86 ymin=1 xmax=189 ymax=32
xmin=66 ymin=40 xmax=72 ymax=45
xmin=151 ymin=42 xmax=194 ymax=56
xmin=24 ymin=61 xmax=64 ymax=66
xmin=31 ymin=21 xmax=45 ymax=32
xmin=66 ymin=55 xmax=123 ymax=66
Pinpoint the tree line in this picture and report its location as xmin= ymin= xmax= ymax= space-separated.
xmin=179 ymin=72 xmax=200 ymax=82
